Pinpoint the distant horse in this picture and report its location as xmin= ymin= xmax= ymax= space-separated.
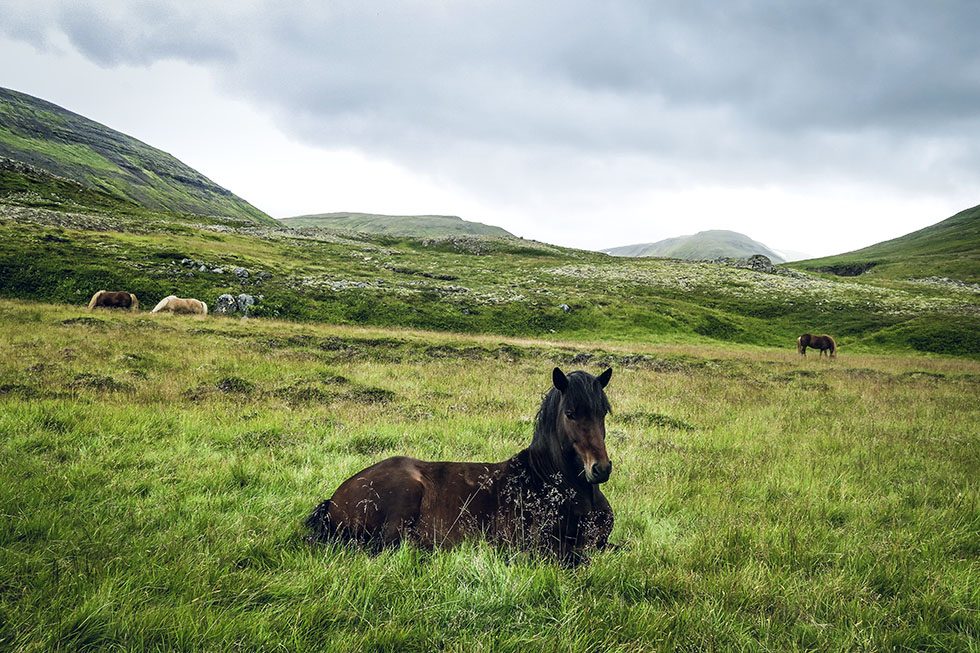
xmin=88 ymin=290 xmax=139 ymax=311
xmin=151 ymin=295 xmax=208 ymax=315
xmin=307 ymin=367 xmax=615 ymax=565
xmin=798 ymin=333 xmax=836 ymax=357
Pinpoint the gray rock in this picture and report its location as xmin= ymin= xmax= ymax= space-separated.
xmin=233 ymin=266 xmax=249 ymax=279
xmin=214 ymin=293 xmax=258 ymax=316
xmin=710 ymin=254 xmax=776 ymax=274
xmin=214 ymin=294 xmax=239 ymax=315
xmin=236 ymin=294 xmax=256 ymax=316
xmin=212 ymin=267 xmax=224 ymax=274
xmin=559 ymin=303 xmax=571 ymax=312
xmin=199 ymin=265 xmax=207 ymax=272
xmin=746 ymin=254 xmax=774 ymax=273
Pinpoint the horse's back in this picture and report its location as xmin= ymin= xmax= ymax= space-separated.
xmin=152 ymin=296 xmax=205 ymax=315
xmin=93 ymin=291 xmax=134 ymax=309
xmin=315 ymin=456 xmax=506 ymax=548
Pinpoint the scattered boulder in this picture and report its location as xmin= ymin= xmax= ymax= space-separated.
xmin=745 ymin=254 xmax=774 ymax=273
xmin=909 ymin=276 xmax=980 ymax=292
xmin=709 ymin=254 xmax=793 ymax=276
xmin=559 ymin=304 xmax=571 ymax=312
xmin=237 ymin=293 xmax=256 ymax=316
xmin=214 ymin=294 xmax=238 ymax=315
xmin=214 ymin=293 xmax=258 ymax=316
xmin=233 ymin=267 xmax=249 ymax=279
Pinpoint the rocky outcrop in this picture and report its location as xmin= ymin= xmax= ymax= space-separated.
xmin=706 ymin=254 xmax=809 ymax=279
xmin=213 ymin=293 xmax=257 ymax=316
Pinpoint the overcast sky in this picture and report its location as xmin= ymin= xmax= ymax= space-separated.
xmin=1 ymin=1 xmax=977 ymax=257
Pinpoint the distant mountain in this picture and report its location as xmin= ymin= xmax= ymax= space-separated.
xmin=279 ymin=212 xmax=515 ymax=238
xmin=603 ymin=230 xmax=785 ymax=263
xmin=0 ymin=87 xmax=273 ymax=224
xmin=794 ymin=204 xmax=980 ymax=282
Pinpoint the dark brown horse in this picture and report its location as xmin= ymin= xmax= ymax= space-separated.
xmin=798 ymin=333 xmax=836 ymax=357
xmin=87 ymin=290 xmax=139 ymax=310
xmin=307 ymin=367 xmax=615 ymax=565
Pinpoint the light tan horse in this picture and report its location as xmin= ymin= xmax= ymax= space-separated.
xmin=151 ymin=295 xmax=208 ymax=315
xmin=88 ymin=290 xmax=139 ymax=311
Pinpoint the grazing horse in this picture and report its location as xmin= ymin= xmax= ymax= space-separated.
xmin=798 ymin=333 xmax=836 ymax=357
xmin=151 ymin=295 xmax=208 ymax=315
xmin=88 ymin=290 xmax=139 ymax=311
xmin=307 ymin=367 xmax=615 ymax=565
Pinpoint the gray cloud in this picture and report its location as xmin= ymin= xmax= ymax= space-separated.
xmin=3 ymin=0 xmax=978 ymax=200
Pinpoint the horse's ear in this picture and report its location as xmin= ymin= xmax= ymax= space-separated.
xmin=552 ymin=367 xmax=569 ymax=393
xmin=597 ymin=367 xmax=612 ymax=388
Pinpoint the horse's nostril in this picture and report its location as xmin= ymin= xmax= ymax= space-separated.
xmin=591 ymin=462 xmax=612 ymax=482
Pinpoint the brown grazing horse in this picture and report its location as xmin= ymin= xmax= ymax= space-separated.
xmin=307 ymin=367 xmax=615 ymax=565
xmin=798 ymin=333 xmax=837 ymax=357
xmin=87 ymin=290 xmax=139 ymax=311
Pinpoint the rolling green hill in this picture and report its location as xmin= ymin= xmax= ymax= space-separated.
xmin=0 ymin=87 xmax=977 ymax=356
xmin=0 ymin=87 xmax=274 ymax=224
xmin=604 ymin=230 xmax=785 ymax=263
xmin=794 ymin=204 xmax=980 ymax=282
xmin=280 ymin=212 xmax=515 ymax=238
xmin=1 ymin=198 xmax=977 ymax=356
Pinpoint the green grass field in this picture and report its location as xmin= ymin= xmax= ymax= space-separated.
xmin=1 ymin=299 xmax=977 ymax=651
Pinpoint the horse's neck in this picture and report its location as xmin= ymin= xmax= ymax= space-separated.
xmin=513 ymin=447 xmax=593 ymax=497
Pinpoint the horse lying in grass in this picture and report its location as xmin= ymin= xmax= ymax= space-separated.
xmin=798 ymin=333 xmax=836 ymax=357
xmin=307 ymin=367 xmax=615 ymax=565
xmin=87 ymin=290 xmax=139 ymax=311
xmin=151 ymin=295 xmax=208 ymax=315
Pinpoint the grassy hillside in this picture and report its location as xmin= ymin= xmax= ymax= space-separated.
xmin=795 ymin=204 xmax=980 ymax=283
xmin=280 ymin=212 xmax=515 ymax=238
xmin=604 ymin=230 xmax=785 ymax=263
xmin=0 ymin=299 xmax=976 ymax=650
xmin=0 ymin=87 xmax=274 ymax=224
xmin=2 ymin=201 xmax=978 ymax=356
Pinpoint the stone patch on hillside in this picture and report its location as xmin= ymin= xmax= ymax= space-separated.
xmin=214 ymin=293 xmax=258 ymax=316
xmin=545 ymin=261 xmax=980 ymax=318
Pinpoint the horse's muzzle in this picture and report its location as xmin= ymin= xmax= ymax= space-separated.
xmin=589 ymin=461 xmax=612 ymax=484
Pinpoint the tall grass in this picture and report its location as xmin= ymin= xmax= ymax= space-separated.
xmin=0 ymin=300 xmax=977 ymax=651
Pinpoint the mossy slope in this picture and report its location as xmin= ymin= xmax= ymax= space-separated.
xmin=0 ymin=87 xmax=273 ymax=224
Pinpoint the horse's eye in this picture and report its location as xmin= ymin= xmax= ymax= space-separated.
xmin=564 ymin=410 xmax=576 ymax=420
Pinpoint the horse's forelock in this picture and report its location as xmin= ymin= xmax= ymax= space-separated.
xmin=562 ymin=371 xmax=612 ymax=418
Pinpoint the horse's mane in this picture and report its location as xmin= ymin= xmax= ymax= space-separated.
xmin=530 ymin=371 xmax=611 ymax=480
xmin=152 ymin=296 xmax=175 ymax=312
xmin=87 ymin=290 xmax=105 ymax=309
